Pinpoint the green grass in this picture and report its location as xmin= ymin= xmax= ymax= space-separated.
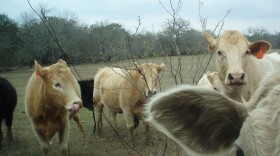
xmin=0 ymin=55 xmax=215 ymax=156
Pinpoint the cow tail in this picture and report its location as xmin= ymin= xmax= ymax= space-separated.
xmin=72 ymin=115 xmax=85 ymax=138
xmin=134 ymin=116 xmax=139 ymax=129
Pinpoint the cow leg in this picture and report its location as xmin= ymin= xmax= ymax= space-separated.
xmin=30 ymin=123 xmax=50 ymax=156
xmin=123 ymin=109 xmax=135 ymax=146
xmin=92 ymin=110 xmax=96 ymax=133
xmin=109 ymin=111 xmax=117 ymax=131
xmin=0 ymin=119 xmax=3 ymax=150
xmin=94 ymin=103 xmax=104 ymax=136
xmin=5 ymin=112 xmax=13 ymax=141
xmin=143 ymin=121 xmax=152 ymax=145
xmin=34 ymin=129 xmax=50 ymax=155
xmin=59 ymin=119 xmax=70 ymax=156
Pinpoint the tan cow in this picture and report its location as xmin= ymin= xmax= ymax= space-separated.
xmin=25 ymin=59 xmax=83 ymax=156
xmin=93 ymin=62 xmax=164 ymax=145
xmin=204 ymin=30 xmax=279 ymax=101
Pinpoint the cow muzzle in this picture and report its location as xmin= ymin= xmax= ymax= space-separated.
xmin=226 ymin=73 xmax=245 ymax=86
xmin=147 ymin=91 xmax=157 ymax=97
xmin=70 ymin=101 xmax=83 ymax=114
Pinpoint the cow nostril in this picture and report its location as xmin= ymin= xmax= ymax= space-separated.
xmin=148 ymin=91 xmax=156 ymax=96
xmin=241 ymin=73 xmax=245 ymax=80
xmin=228 ymin=73 xmax=234 ymax=80
xmin=236 ymin=146 xmax=244 ymax=156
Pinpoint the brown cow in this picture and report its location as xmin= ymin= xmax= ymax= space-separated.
xmin=93 ymin=62 xmax=164 ymax=145
xmin=25 ymin=59 xmax=83 ymax=156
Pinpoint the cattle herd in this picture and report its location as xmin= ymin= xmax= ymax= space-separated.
xmin=1 ymin=30 xmax=280 ymax=155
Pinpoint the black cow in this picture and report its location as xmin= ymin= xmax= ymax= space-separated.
xmin=78 ymin=79 xmax=95 ymax=132
xmin=0 ymin=77 xmax=17 ymax=150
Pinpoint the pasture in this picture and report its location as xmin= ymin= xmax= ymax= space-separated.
xmin=0 ymin=54 xmax=216 ymax=156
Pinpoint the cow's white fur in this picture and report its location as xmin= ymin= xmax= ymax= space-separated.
xmin=197 ymin=72 xmax=243 ymax=102
xmin=145 ymin=70 xmax=280 ymax=156
xmin=204 ymin=31 xmax=280 ymax=101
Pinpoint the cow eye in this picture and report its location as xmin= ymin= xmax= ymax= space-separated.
xmin=214 ymin=87 xmax=218 ymax=91
xmin=245 ymin=50 xmax=250 ymax=56
xmin=55 ymin=82 xmax=61 ymax=88
xmin=217 ymin=51 xmax=225 ymax=57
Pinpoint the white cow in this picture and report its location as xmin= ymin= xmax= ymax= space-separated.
xmin=145 ymin=69 xmax=280 ymax=156
xmin=197 ymin=71 xmax=224 ymax=92
xmin=204 ymin=30 xmax=279 ymax=101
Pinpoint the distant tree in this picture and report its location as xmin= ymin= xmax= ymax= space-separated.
xmin=159 ymin=17 xmax=191 ymax=55
xmin=0 ymin=14 xmax=20 ymax=68
xmin=88 ymin=22 xmax=130 ymax=61
xmin=245 ymin=27 xmax=280 ymax=49
xmin=246 ymin=27 xmax=270 ymax=41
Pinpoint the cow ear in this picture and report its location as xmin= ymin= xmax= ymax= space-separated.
xmin=204 ymin=32 xmax=217 ymax=52
xmin=34 ymin=60 xmax=48 ymax=78
xmin=157 ymin=63 xmax=165 ymax=73
xmin=206 ymin=72 xmax=214 ymax=83
xmin=145 ymin=85 xmax=247 ymax=155
xmin=58 ymin=59 xmax=68 ymax=66
xmin=249 ymin=41 xmax=271 ymax=59
xmin=134 ymin=62 xmax=142 ymax=73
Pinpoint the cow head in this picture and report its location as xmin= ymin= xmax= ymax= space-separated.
xmin=35 ymin=59 xmax=82 ymax=114
xmin=204 ymin=30 xmax=271 ymax=87
xmin=206 ymin=71 xmax=225 ymax=92
xmin=134 ymin=62 xmax=164 ymax=97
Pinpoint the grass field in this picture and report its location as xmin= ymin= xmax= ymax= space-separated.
xmin=0 ymin=54 xmax=216 ymax=156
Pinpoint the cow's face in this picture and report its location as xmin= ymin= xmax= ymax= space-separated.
xmin=135 ymin=62 xmax=164 ymax=97
xmin=35 ymin=59 xmax=82 ymax=114
xmin=204 ymin=31 xmax=271 ymax=87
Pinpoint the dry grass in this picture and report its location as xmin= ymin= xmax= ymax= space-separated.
xmin=0 ymin=54 xmax=215 ymax=156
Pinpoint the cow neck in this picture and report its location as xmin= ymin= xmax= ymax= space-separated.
xmin=127 ymin=69 xmax=146 ymax=101
xmin=224 ymin=84 xmax=243 ymax=102
xmin=244 ymin=57 xmax=266 ymax=101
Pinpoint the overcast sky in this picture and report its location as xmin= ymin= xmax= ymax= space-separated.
xmin=1 ymin=0 xmax=280 ymax=34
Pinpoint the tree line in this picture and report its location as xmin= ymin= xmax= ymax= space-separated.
xmin=0 ymin=12 xmax=280 ymax=70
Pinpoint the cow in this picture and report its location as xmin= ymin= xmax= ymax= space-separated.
xmin=93 ymin=62 xmax=164 ymax=145
xmin=145 ymin=70 xmax=280 ymax=156
xmin=204 ymin=30 xmax=280 ymax=101
xmin=197 ymin=71 xmax=224 ymax=92
xmin=77 ymin=79 xmax=139 ymax=133
xmin=25 ymin=59 xmax=83 ymax=156
xmin=78 ymin=79 xmax=96 ymax=132
xmin=0 ymin=77 xmax=17 ymax=150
